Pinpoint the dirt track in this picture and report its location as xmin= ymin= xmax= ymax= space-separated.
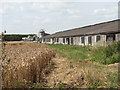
xmin=45 ymin=54 xmax=85 ymax=87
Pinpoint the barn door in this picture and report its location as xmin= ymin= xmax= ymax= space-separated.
xmin=106 ymin=34 xmax=115 ymax=44
xmin=66 ymin=38 xmax=70 ymax=45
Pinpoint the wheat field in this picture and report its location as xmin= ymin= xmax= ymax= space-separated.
xmin=2 ymin=42 xmax=55 ymax=88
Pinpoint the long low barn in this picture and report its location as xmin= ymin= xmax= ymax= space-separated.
xmin=40 ymin=19 xmax=120 ymax=46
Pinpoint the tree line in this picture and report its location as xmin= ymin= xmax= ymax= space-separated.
xmin=4 ymin=34 xmax=36 ymax=41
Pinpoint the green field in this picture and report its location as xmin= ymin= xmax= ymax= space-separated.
xmin=46 ymin=41 xmax=120 ymax=65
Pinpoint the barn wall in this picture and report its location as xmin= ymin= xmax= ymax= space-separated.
xmin=79 ymin=37 xmax=84 ymax=46
xmin=100 ymin=35 xmax=106 ymax=46
xmin=42 ymin=39 xmax=44 ymax=43
xmin=85 ymin=36 xmax=88 ymax=46
xmin=92 ymin=35 xmax=95 ymax=46
xmin=41 ymin=33 xmax=120 ymax=46
xmin=73 ymin=37 xmax=75 ymax=45
xmin=116 ymin=33 xmax=120 ymax=41
xmin=90 ymin=35 xmax=103 ymax=46
xmin=59 ymin=38 xmax=63 ymax=44
xmin=72 ymin=37 xmax=79 ymax=45
xmin=73 ymin=37 xmax=79 ymax=45
xmin=69 ymin=37 xmax=72 ymax=45
xmin=84 ymin=35 xmax=105 ymax=46
xmin=76 ymin=37 xmax=80 ymax=45
xmin=51 ymin=38 xmax=53 ymax=44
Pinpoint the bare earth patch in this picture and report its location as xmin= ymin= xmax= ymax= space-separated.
xmin=45 ymin=54 xmax=84 ymax=88
xmin=45 ymin=53 xmax=118 ymax=88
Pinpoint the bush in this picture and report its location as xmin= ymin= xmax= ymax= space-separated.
xmin=90 ymin=41 xmax=120 ymax=65
xmin=104 ymin=41 xmax=120 ymax=64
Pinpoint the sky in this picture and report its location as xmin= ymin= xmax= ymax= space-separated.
xmin=0 ymin=0 xmax=119 ymax=34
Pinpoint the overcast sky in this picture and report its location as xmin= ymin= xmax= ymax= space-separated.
xmin=0 ymin=0 xmax=119 ymax=34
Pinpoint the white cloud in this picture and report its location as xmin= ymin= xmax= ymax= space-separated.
xmin=70 ymin=15 xmax=82 ymax=19
xmin=2 ymin=4 xmax=25 ymax=13
xmin=66 ymin=9 xmax=82 ymax=19
xmin=1 ymin=0 xmax=119 ymax=3
xmin=31 ymin=2 xmax=67 ymax=12
xmin=104 ymin=14 xmax=116 ymax=18
xmin=32 ymin=3 xmax=45 ymax=9
xmin=31 ymin=3 xmax=49 ymax=13
xmin=3 ymin=5 xmax=15 ymax=10
xmin=93 ymin=6 xmax=117 ymax=14
xmin=0 ymin=9 xmax=4 ymax=15
xmin=94 ymin=8 xmax=107 ymax=14
xmin=23 ymin=15 xmax=32 ymax=19
xmin=93 ymin=6 xmax=118 ymax=18
xmin=43 ymin=18 xmax=51 ymax=23
xmin=13 ymin=19 xmax=22 ymax=23
xmin=66 ymin=9 xmax=80 ymax=14
xmin=19 ymin=6 xmax=24 ymax=11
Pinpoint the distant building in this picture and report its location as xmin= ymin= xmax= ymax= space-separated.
xmin=37 ymin=29 xmax=50 ymax=38
xmin=37 ymin=29 xmax=50 ymax=42
xmin=22 ymin=35 xmax=37 ymax=41
xmin=40 ymin=19 xmax=120 ymax=46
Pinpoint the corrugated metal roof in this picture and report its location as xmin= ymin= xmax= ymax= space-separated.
xmin=43 ymin=19 xmax=120 ymax=39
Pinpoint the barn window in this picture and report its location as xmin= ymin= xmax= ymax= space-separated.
xmin=96 ymin=35 xmax=100 ymax=42
xmin=57 ymin=38 xmax=59 ymax=42
xmin=43 ymin=39 xmax=45 ymax=42
xmin=71 ymin=37 xmax=73 ymax=44
xmin=52 ymin=38 xmax=54 ymax=42
xmin=81 ymin=36 xmax=84 ymax=44
xmin=46 ymin=39 xmax=50 ymax=42
xmin=88 ymin=36 xmax=92 ymax=44
xmin=54 ymin=38 xmax=58 ymax=42
xmin=63 ymin=38 xmax=65 ymax=43
xmin=55 ymin=38 xmax=56 ymax=42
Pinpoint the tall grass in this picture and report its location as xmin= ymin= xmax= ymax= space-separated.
xmin=2 ymin=42 xmax=55 ymax=88
xmin=90 ymin=41 xmax=120 ymax=64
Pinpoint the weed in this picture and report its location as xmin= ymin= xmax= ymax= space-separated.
xmin=69 ymin=62 xmax=74 ymax=68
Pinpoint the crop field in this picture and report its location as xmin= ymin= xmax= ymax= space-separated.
xmin=1 ymin=41 xmax=119 ymax=88
xmin=2 ymin=42 xmax=55 ymax=88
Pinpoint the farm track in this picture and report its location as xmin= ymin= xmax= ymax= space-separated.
xmin=45 ymin=54 xmax=85 ymax=88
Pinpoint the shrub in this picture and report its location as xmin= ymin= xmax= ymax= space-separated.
xmin=104 ymin=41 xmax=120 ymax=64
xmin=90 ymin=41 xmax=120 ymax=65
